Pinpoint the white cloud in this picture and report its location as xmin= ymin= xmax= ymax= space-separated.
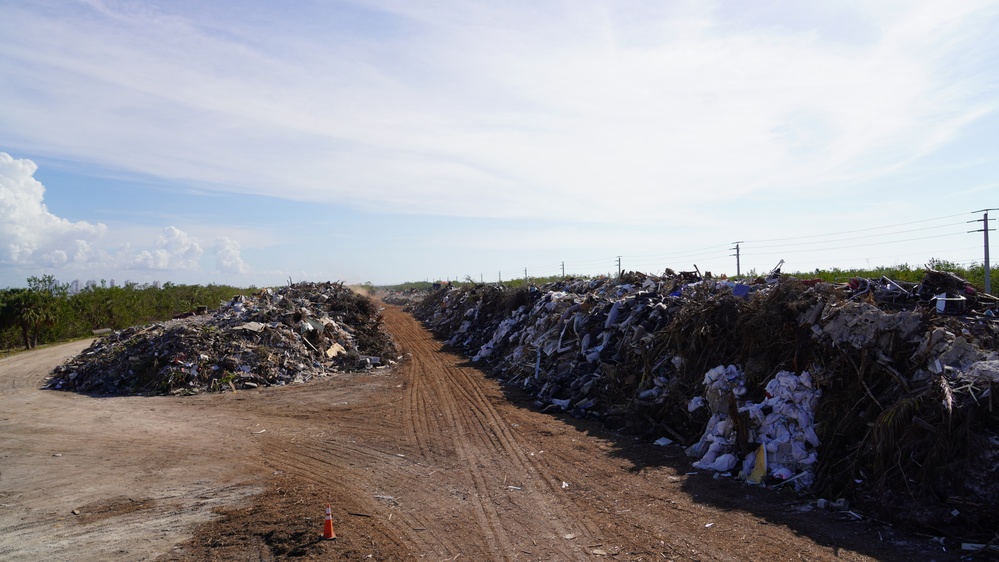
xmin=128 ymin=226 xmax=204 ymax=270
xmin=0 ymin=152 xmax=252 ymax=283
xmin=0 ymin=151 xmax=107 ymax=266
xmin=23 ymin=2 xmax=996 ymax=222
xmin=0 ymin=1 xmax=997 ymax=290
xmin=2 ymin=1 xmax=997 ymax=228
xmin=213 ymin=236 xmax=249 ymax=274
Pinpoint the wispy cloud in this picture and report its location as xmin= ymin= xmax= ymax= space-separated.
xmin=2 ymin=1 xmax=996 ymax=225
xmin=2 ymin=1 xmax=998 ymax=286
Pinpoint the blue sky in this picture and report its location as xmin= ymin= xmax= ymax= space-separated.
xmin=2 ymin=0 xmax=998 ymax=288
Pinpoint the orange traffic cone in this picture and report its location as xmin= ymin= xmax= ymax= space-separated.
xmin=322 ymin=504 xmax=336 ymax=540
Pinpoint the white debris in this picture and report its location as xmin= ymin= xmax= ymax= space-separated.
xmin=687 ymin=366 xmax=821 ymax=490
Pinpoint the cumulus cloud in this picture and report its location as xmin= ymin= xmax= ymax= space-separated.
xmin=129 ymin=226 xmax=204 ymax=270
xmin=213 ymin=236 xmax=249 ymax=274
xmin=0 ymin=152 xmax=250 ymax=281
xmin=0 ymin=151 xmax=107 ymax=266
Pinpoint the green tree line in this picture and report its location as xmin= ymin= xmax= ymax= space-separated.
xmin=0 ymin=275 xmax=250 ymax=352
xmin=383 ymin=258 xmax=995 ymax=293
xmin=793 ymin=258 xmax=995 ymax=290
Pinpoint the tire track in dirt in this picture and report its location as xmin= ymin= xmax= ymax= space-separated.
xmin=388 ymin=311 xmax=524 ymax=558
xmin=254 ymin=437 xmax=429 ymax=559
xmin=240 ymin=373 xmax=460 ymax=558
xmin=392 ymin=322 xmax=510 ymax=558
xmin=444 ymin=363 xmax=604 ymax=554
xmin=383 ymin=306 xmax=604 ymax=560
xmin=401 ymin=347 xmax=448 ymax=461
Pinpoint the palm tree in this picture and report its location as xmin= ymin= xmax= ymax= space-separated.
xmin=2 ymin=288 xmax=57 ymax=350
xmin=27 ymin=304 xmax=57 ymax=348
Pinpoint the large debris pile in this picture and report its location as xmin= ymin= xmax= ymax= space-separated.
xmin=408 ymin=270 xmax=999 ymax=536
xmin=381 ymin=288 xmax=431 ymax=307
xmin=48 ymin=282 xmax=398 ymax=395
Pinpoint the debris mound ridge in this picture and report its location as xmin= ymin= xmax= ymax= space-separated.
xmin=48 ymin=282 xmax=398 ymax=395
xmin=407 ymin=271 xmax=999 ymax=537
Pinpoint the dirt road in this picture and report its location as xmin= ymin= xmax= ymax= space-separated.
xmin=0 ymin=306 xmax=956 ymax=560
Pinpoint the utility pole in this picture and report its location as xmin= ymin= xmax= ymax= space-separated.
xmin=524 ymin=268 xmax=528 ymax=283
xmin=616 ymin=256 xmax=622 ymax=278
xmin=730 ymin=241 xmax=744 ymax=277
xmin=499 ymin=271 xmax=502 ymax=283
xmin=969 ymin=209 xmax=997 ymax=295
xmin=561 ymin=261 xmax=565 ymax=278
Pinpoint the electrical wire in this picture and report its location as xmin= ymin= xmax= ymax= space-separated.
xmin=743 ymin=211 xmax=971 ymax=243
xmin=748 ymin=221 xmax=968 ymax=250
xmin=499 ymin=211 xmax=990 ymax=280
xmin=749 ymin=232 xmax=968 ymax=256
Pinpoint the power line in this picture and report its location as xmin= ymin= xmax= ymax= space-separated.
xmin=562 ymin=256 xmax=622 ymax=267
xmin=855 ymin=246 xmax=981 ymax=262
xmin=460 ymin=211 xmax=991 ymax=283
xmin=749 ymin=221 xmax=967 ymax=250
xmin=625 ymin=253 xmax=733 ymax=266
xmin=622 ymin=243 xmax=730 ymax=260
xmin=743 ymin=211 xmax=970 ymax=243
xmin=749 ymin=231 xmax=967 ymax=256
xmin=556 ymin=222 xmax=967 ymax=273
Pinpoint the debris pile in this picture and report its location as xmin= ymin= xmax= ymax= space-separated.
xmin=686 ymin=366 xmax=821 ymax=489
xmin=48 ymin=282 xmax=398 ymax=395
xmin=381 ymin=288 xmax=431 ymax=307
xmin=408 ymin=270 xmax=999 ymax=535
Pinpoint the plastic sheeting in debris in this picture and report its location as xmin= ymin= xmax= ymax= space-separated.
xmin=686 ymin=366 xmax=821 ymax=489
